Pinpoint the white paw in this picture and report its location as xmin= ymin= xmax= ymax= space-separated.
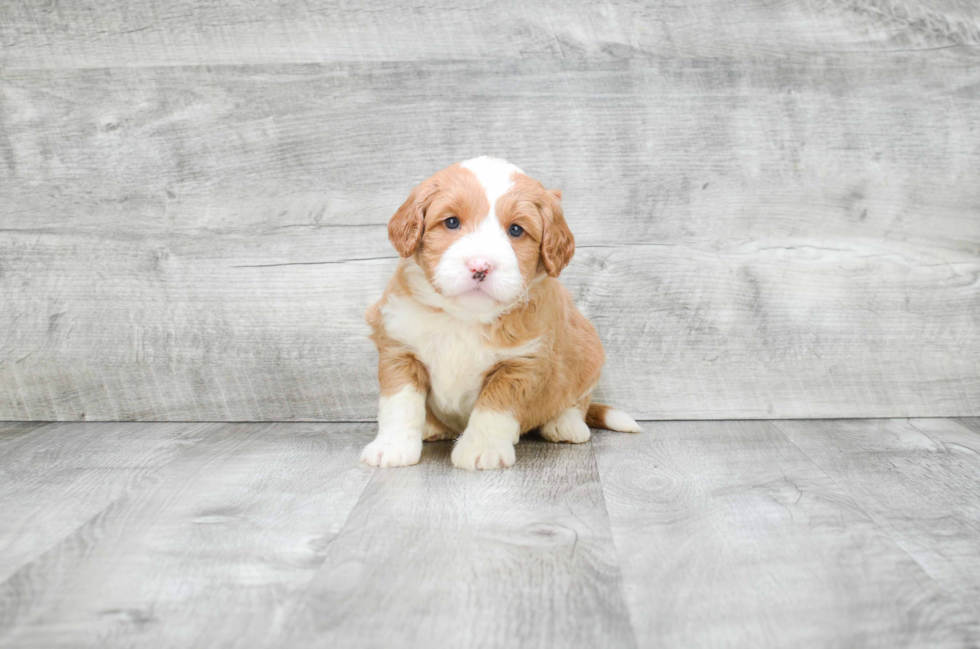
xmin=360 ymin=437 xmax=422 ymax=468
xmin=540 ymin=409 xmax=591 ymax=444
xmin=451 ymin=434 xmax=516 ymax=471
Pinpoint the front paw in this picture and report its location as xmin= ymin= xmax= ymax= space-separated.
xmin=360 ymin=437 xmax=422 ymax=468
xmin=451 ymin=434 xmax=516 ymax=471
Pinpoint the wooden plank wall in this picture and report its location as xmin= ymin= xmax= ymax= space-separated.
xmin=1 ymin=1 xmax=978 ymax=421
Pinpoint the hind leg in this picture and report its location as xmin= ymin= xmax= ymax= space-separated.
xmin=423 ymin=407 xmax=459 ymax=441
xmin=540 ymin=406 xmax=591 ymax=444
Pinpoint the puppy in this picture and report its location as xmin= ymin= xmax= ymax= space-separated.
xmin=361 ymin=156 xmax=640 ymax=470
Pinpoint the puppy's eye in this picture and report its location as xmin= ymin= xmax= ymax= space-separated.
xmin=508 ymin=223 xmax=524 ymax=237
xmin=445 ymin=216 xmax=460 ymax=230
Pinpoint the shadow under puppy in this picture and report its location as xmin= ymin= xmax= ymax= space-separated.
xmin=362 ymin=156 xmax=640 ymax=470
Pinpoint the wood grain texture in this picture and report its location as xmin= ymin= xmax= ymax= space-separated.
xmin=284 ymin=437 xmax=636 ymax=649
xmin=592 ymin=420 xmax=980 ymax=648
xmin=955 ymin=417 xmax=980 ymax=435
xmin=2 ymin=420 xmax=980 ymax=647
xmin=0 ymin=422 xmax=218 ymax=584
xmin=0 ymin=422 xmax=375 ymax=648
xmin=1 ymin=0 xmax=978 ymax=69
xmin=0 ymin=422 xmax=49 ymax=452
xmin=773 ymin=418 xmax=980 ymax=618
xmin=2 ymin=54 xmax=978 ymax=420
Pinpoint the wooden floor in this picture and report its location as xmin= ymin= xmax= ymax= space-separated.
xmin=1 ymin=418 xmax=979 ymax=648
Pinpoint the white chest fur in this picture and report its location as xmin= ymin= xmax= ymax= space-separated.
xmin=381 ymin=294 xmax=536 ymax=431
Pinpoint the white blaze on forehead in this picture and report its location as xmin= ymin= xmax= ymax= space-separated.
xmin=432 ymin=156 xmax=525 ymax=307
xmin=460 ymin=156 xmax=524 ymax=216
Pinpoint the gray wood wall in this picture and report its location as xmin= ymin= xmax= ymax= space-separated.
xmin=1 ymin=1 xmax=978 ymax=421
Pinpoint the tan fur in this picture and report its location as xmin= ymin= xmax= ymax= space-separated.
xmin=478 ymin=279 xmax=604 ymax=432
xmin=415 ymin=166 xmax=492 ymax=284
xmin=366 ymin=159 xmax=632 ymax=469
xmin=585 ymin=403 xmax=611 ymax=429
xmin=424 ymin=408 xmax=458 ymax=441
xmin=365 ymin=301 xmax=429 ymax=397
xmin=368 ymin=261 xmax=604 ymax=435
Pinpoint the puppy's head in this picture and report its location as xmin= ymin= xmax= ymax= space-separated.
xmin=388 ymin=156 xmax=574 ymax=310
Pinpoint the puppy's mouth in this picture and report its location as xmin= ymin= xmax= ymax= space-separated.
xmin=457 ymin=285 xmax=500 ymax=302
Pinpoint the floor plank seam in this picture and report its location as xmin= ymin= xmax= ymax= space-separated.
xmin=768 ymin=419 xmax=980 ymax=621
xmin=955 ymin=418 xmax=980 ymax=433
xmin=0 ymin=489 xmax=147 ymax=640
xmin=588 ymin=436 xmax=643 ymax=649
xmin=766 ymin=420 xmax=862 ymax=508
xmin=272 ymin=461 xmax=381 ymax=641
xmin=899 ymin=419 xmax=980 ymax=618
xmin=0 ymin=423 xmax=219 ymax=589
xmin=905 ymin=418 xmax=948 ymax=449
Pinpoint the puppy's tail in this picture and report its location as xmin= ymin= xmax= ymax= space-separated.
xmin=585 ymin=403 xmax=642 ymax=433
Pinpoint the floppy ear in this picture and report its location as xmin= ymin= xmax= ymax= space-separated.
xmin=388 ymin=179 xmax=436 ymax=257
xmin=540 ymin=188 xmax=575 ymax=277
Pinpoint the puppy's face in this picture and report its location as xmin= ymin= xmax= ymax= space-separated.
xmin=388 ymin=157 xmax=574 ymax=310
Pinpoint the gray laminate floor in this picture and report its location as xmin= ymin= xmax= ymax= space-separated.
xmin=1 ymin=418 xmax=979 ymax=648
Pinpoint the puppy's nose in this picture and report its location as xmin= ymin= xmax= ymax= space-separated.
xmin=467 ymin=258 xmax=493 ymax=282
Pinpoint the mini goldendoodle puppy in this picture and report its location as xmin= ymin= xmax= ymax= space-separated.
xmin=361 ymin=156 xmax=640 ymax=470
